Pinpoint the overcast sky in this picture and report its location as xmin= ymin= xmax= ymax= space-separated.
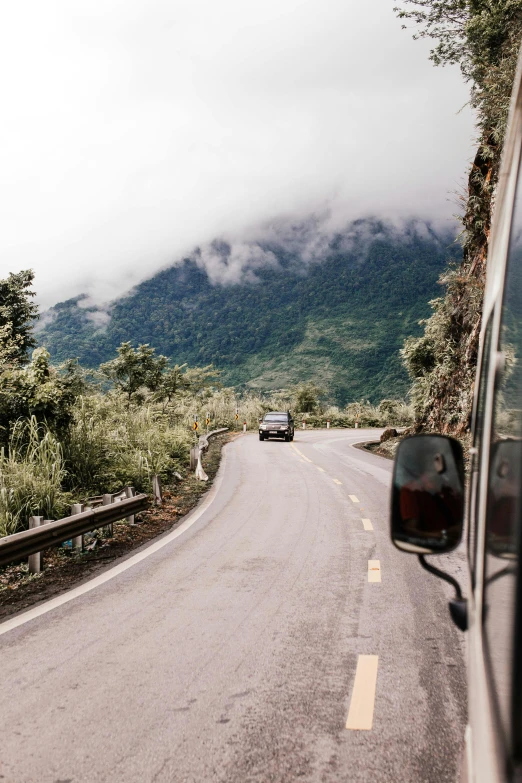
xmin=1 ymin=0 xmax=474 ymax=309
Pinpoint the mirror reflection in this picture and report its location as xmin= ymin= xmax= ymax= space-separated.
xmin=486 ymin=439 xmax=522 ymax=559
xmin=391 ymin=435 xmax=465 ymax=554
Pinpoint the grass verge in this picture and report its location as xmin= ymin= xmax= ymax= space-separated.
xmin=0 ymin=433 xmax=231 ymax=622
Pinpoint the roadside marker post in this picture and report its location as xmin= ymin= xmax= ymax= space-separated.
xmin=243 ymin=421 xmax=247 ymax=433
xmin=190 ymin=446 xmax=200 ymax=471
xmin=125 ymin=486 xmax=136 ymax=524
xmin=71 ymin=503 xmax=85 ymax=551
xmin=327 ymin=420 xmax=330 ymax=429
xmin=28 ymin=516 xmax=44 ymax=573
xmin=302 ymin=420 xmax=306 ymax=430
xmin=102 ymin=493 xmax=114 ymax=537
xmin=152 ymin=475 xmax=163 ymax=506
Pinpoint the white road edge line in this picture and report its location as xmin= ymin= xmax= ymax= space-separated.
xmin=368 ymin=559 xmax=381 ymax=582
xmin=346 ymin=655 xmax=379 ymax=730
xmin=362 ymin=518 xmax=373 ymax=531
xmin=0 ymin=447 xmax=229 ymax=638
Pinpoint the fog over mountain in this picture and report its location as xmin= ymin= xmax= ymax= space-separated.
xmin=38 ymin=217 xmax=458 ymax=403
xmin=1 ymin=1 xmax=474 ymax=309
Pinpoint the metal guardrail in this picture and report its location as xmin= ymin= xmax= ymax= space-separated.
xmin=192 ymin=428 xmax=229 ymax=481
xmin=198 ymin=427 xmax=228 ymax=452
xmin=0 ymin=429 xmax=228 ymax=568
xmin=0 ymin=493 xmax=148 ymax=568
xmin=82 ymin=488 xmax=131 ymax=509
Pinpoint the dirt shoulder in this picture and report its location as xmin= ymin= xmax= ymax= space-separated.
xmin=0 ymin=433 xmax=232 ymax=622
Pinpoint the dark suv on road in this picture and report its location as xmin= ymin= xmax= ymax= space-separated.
xmin=259 ymin=411 xmax=294 ymax=442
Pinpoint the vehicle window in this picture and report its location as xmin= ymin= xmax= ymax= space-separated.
xmin=483 ymin=147 xmax=522 ymax=755
xmin=264 ymin=414 xmax=288 ymax=422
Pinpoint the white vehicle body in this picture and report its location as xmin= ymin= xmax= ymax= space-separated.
xmin=466 ymin=42 xmax=522 ymax=783
xmin=390 ymin=43 xmax=522 ymax=783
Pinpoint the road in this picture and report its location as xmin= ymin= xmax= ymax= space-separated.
xmin=0 ymin=430 xmax=467 ymax=783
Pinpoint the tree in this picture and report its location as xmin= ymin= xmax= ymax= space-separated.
xmin=295 ymin=384 xmax=323 ymax=414
xmin=153 ymin=363 xmax=189 ymax=409
xmin=0 ymin=323 xmax=24 ymax=368
xmin=0 ymin=348 xmax=79 ymax=444
xmin=0 ymin=270 xmax=38 ymax=365
xmin=182 ymin=365 xmax=220 ymax=397
xmin=99 ymin=342 xmax=168 ymax=405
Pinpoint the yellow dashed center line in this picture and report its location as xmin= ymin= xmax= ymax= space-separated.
xmin=346 ymin=655 xmax=379 ymax=731
xmin=291 ymin=444 xmax=313 ymax=463
xmin=316 ymin=466 xmax=325 ymax=473
xmin=333 ymin=478 xmax=342 ymax=485
xmin=349 ymin=495 xmax=360 ymax=503
xmin=368 ymin=560 xmax=381 ymax=582
xmin=362 ymin=518 xmax=373 ymax=531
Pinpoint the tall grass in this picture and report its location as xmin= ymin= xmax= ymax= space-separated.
xmin=0 ymin=417 xmax=67 ymax=536
xmin=64 ymin=395 xmax=192 ymax=494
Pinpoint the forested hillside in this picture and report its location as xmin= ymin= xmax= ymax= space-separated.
xmin=38 ymin=220 xmax=459 ymax=404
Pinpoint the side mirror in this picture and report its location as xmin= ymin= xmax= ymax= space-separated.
xmin=391 ymin=434 xmax=465 ymax=555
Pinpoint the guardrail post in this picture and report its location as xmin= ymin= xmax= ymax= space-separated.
xmin=28 ymin=516 xmax=44 ymax=573
xmin=71 ymin=503 xmax=84 ymax=551
xmin=125 ymin=486 xmax=136 ymax=523
xmin=195 ymin=450 xmax=208 ymax=481
xmin=190 ymin=447 xmax=199 ymax=471
xmin=102 ymin=494 xmax=113 ymax=536
xmin=152 ymin=475 xmax=162 ymax=506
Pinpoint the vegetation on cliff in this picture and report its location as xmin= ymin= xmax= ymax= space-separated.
xmin=396 ymin=0 xmax=522 ymax=433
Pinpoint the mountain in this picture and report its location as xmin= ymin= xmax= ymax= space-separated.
xmin=37 ymin=219 xmax=460 ymax=405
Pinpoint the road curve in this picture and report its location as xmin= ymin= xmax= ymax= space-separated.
xmin=0 ymin=430 xmax=466 ymax=783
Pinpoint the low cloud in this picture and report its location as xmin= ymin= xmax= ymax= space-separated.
xmin=1 ymin=1 xmax=474 ymax=308
xmin=195 ymin=242 xmax=279 ymax=286
xmin=72 ymin=214 xmax=454 ymax=335
xmin=85 ymin=310 xmax=111 ymax=329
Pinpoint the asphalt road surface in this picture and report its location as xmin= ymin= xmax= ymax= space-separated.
xmin=0 ymin=430 xmax=467 ymax=783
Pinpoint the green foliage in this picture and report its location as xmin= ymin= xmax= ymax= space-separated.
xmin=295 ymin=383 xmax=323 ymax=414
xmin=62 ymin=393 xmax=193 ymax=495
xmin=0 ymin=418 xmax=68 ymax=537
xmin=153 ymin=363 xmax=189 ymax=407
xmin=0 ymin=348 xmax=79 ymax=444
xmin=99 ymin=342 xmax=168 ymax=404
xmin=0 ymin=270 xmax=38 ymax=365
xmin=302 ymin=399 xmax=414 ymax=429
